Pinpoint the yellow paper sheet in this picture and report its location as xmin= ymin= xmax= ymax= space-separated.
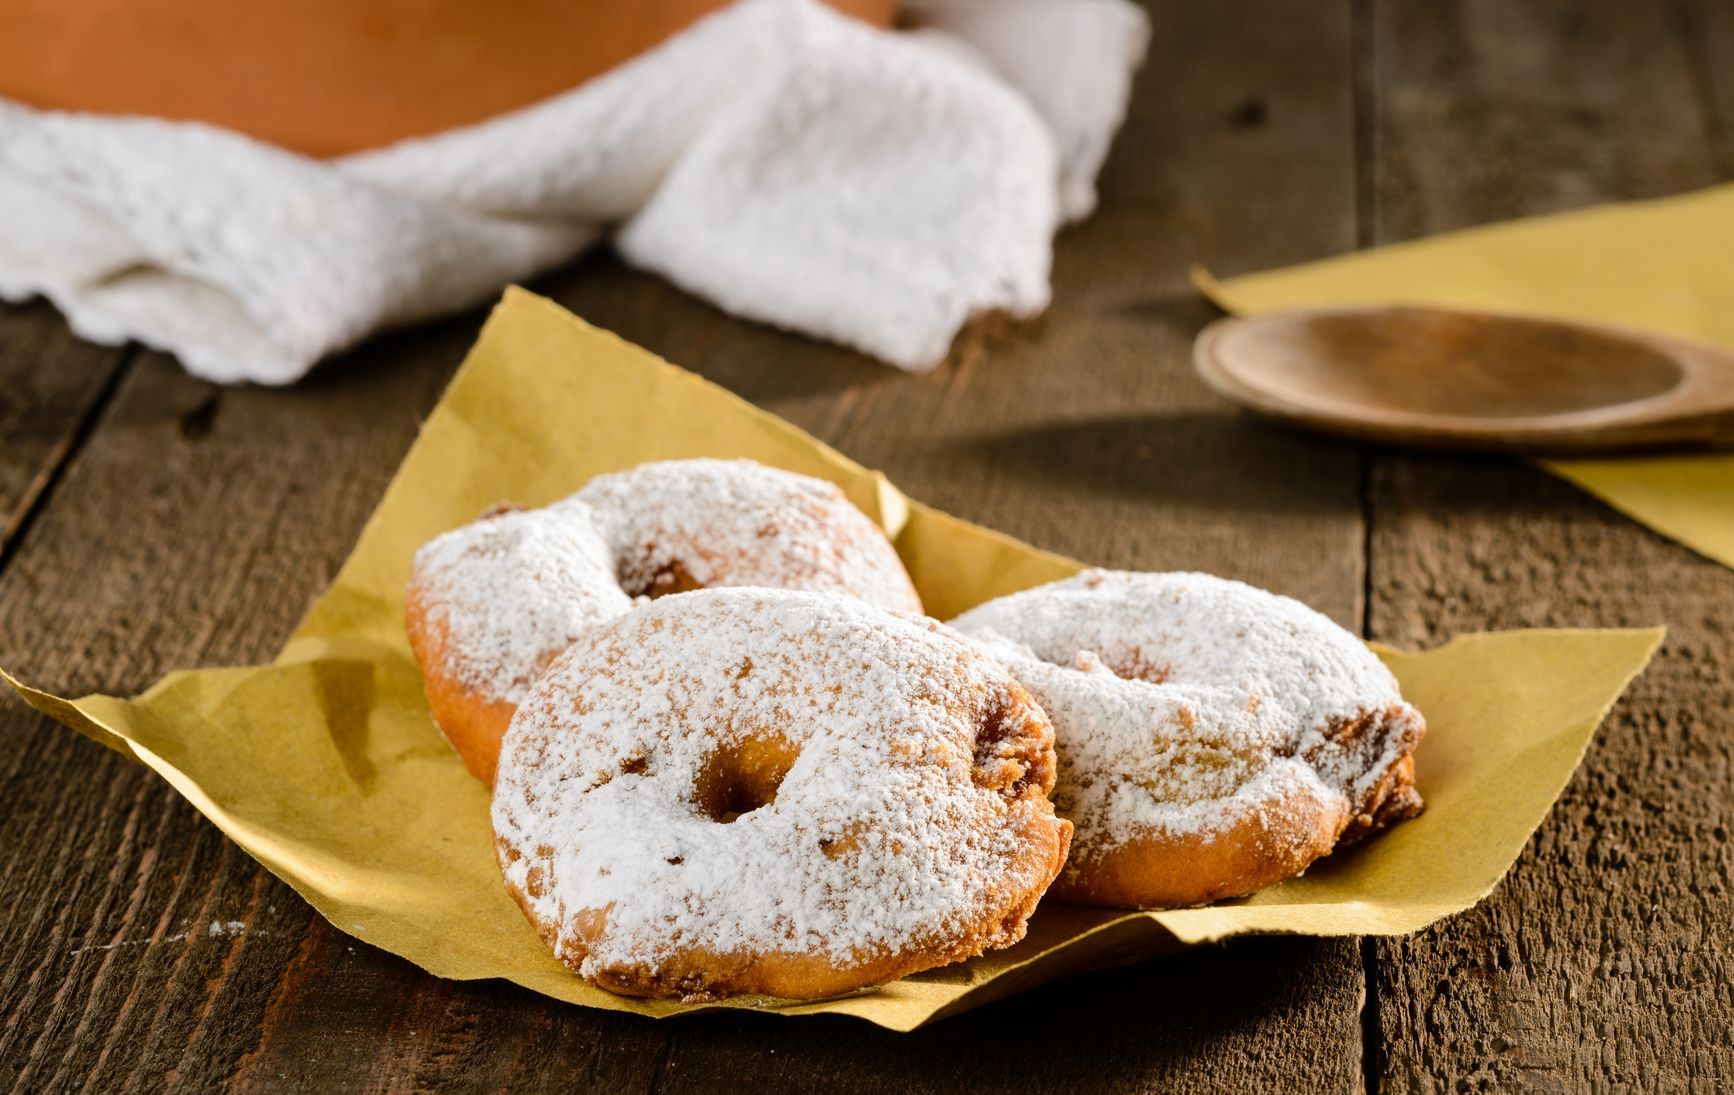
xmin=2 ymin=290 xmax=1662 ymax=1031
xmin=1195 ymin=182 xmax=1734 ymax=571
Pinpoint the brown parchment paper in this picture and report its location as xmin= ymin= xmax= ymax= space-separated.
xmin=3 ymin=289 xmax=1663 ymax=1032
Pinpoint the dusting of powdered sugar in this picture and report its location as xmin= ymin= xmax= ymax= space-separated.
xmin=492 ymin=588 xmax=1058 ymax=981
xmin=571 ymin=459 xmax=920 ymax=613
xmin=408 ymin=503 xmax=633 ymax=704
xmin=409 ymin=459 xmax=920 ymax=708
xmin=950 ymin=570 xmax=1424 ymax=864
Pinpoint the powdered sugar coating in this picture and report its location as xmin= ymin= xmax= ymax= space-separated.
xmin=951 ymin=570 xmax=1424 ymax=873
xmin=408 ymin=502 xmax=633 ymax=705
xmin=492 ymin=588 xmax=1065 ymax=998
xmin=572 ymin=459 xmax=920 ymax=611
xmin=408 ymin=458 xmax=920 ymax=707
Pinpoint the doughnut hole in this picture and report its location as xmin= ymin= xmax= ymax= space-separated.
xmin=1072 ymin=646 xmax=1170 ymax=685
xmin=639 ymin=558 xmax=706 ymax=598
xmin=618 ymin=543 xmax=727 ymax=599
xmin=694 ymin=735 xmax=801 ymax=823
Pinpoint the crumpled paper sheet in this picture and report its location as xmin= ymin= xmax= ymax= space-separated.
xmin=1195 ymin=182 xmax=1734 ymax=572
xmin=3 ymin=289 xmax=1662 ymax=1031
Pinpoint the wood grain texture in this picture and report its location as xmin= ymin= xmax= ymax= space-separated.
xmin=1367 ymin=0 xmax=1721 ymax=239
xmin=0 ymin=300 xmax=130 ymax=554
xmin=3 ymin=0 xmax=1729 ymax=1090
xmin=542 ymin=2 xmax=1379 ymax=1090
xmin=654 ymin=937 xmax=1365 ymax=1095
xmin=1364 ymin=0 xmax=1734 ymax=1088
xmin=0 ymin=1 xmax=1381 ymax=1089
xmin=0 ymin=333 xmax=478 ymax=1092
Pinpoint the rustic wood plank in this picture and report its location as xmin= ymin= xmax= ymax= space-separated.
xmin=0 ymin=326 xmax=651 ymax=1092
xmin=1364 ymin=1 xmax=1734 ymax=1088
xmin=220 ymin=2 xmax=1394 ymax=1082
xmin=230 ymin=919 xmax=668 ymax=1092
xmin=619 ymin=0 xmax=1379 ymax=1089
xmin=658 ymin=938 xmax=1366 ymax=1095
xmin=0 ymin=300 xmax=131 ymax=554
xmin=1367 ymin=0 xmax=1721 ymax=237
xmin=0 ymin=0 xmax=1384 ymax=1089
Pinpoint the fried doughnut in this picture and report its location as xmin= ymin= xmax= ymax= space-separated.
xmin=406 ymin=459 xmax=920 ymax=784
xmin=492 ymin=588 xmax=1072 ymax=1002
xmin=951 ymin=570 xmax=1424 ymax=909
xmin=573 ymin=459 xmax=921 ymax=606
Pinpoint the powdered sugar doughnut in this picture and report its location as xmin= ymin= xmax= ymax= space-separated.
xmin=493 ymin=588 xmax=1072 ymax=1002
xmin=573 ymin=459 xmax=920 ymax=608
xmin=951 ymin=570 xmax=1424 ymax=909
xmin=406 ymin=459 xmax=920 ymax=784
xmin=406 ymin=502 xmax=629 ymax=785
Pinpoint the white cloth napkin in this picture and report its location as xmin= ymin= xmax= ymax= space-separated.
xmin=0 ymin=0 xmax=1147 ymax=384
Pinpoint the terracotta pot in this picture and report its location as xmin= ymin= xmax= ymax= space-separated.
xmin=0 ymin=0 xmax=898 ymax=157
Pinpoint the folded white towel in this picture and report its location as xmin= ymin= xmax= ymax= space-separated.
xmin=0 ymin=0 xmax=1147 ymax=384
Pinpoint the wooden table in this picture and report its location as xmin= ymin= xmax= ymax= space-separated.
xmin=3 ymin=2 xmax=1731 ymax=1089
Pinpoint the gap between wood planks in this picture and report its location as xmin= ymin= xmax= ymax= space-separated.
xmin=0 ymin=347 xmax=138 ymax=576
xmin=1355 ymin=448 xmax=1381 ymax=1095
xmin=1351 ymin=0 xmax=1383 ymax=1089
xmin=1671 ymin=0 xmax=1734 ymax=177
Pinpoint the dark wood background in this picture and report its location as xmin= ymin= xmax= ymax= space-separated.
xmin=3 ymin=1 xmax=1731 ymax=1090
